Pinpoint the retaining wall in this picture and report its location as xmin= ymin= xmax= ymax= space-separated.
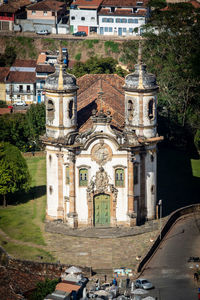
xmin=137 ymin=204 xmax=200 ymax=273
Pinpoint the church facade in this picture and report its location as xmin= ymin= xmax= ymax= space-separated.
xmin=42 ymin=48 xmax=162 ymax=228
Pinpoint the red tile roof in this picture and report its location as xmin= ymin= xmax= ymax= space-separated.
xmin=7 ymin=71 xmax=36 ymax=83
xmin=0 ymin=108 xmax=12 ymax=115
xmin=56 ymin=282 xmax=81 ymax=293
xmin=0 ymin=0 xmax=31 ymax=13
xmin=0 ymin=67 xmax=10 ymax=82
xmin=37 ymin=53 xmax=47 ymax=64
xmin=101 ymin=0 xmax=148 ymax=7
xmin=77 ymin=74 xmax=125 ymax=131
xmin=71 ymin=0 xmax=103 ymax=8
xmin=36 ymin=64 xmax=55 ymax=73
xmin=99 ymin=7 xmax=146 ymax=16
xmin=27 ymin=0 xmax=66 ymax=11
xmin=12 ymin=59 xmax=36 ymax=68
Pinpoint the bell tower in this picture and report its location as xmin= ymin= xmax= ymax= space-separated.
xmin=44 ymin=46 xmax=78 ymax=139
xmin=123 ymin=43 xmax=159 ymax=139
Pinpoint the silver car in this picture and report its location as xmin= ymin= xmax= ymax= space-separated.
xmin=134 ymin=278 xmax=154 ymax=290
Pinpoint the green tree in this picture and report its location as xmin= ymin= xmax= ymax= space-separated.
xmin=26 ymin=103 xmax=46 ymax=150
xmin=70 ymin=56 xmax=127 ymax=77
xmin=0 ymin=142 xmax=31 ymax=207
xmin=30 ymin=278 xmax=59 ymax=300
xmin=0 ymin=46 xmax=16 ymax=67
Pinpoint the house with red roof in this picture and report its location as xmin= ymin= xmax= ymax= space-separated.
xmin=0 ymin=0 xmax=31 ymax=31
xmin=6 ymin=59 xmax=36 ymax=105
xmin=26 ymin=0 xmax=67 ymax=34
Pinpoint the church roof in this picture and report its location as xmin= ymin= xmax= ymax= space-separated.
xmin=77 ymin=74 xmax=125 ymax=132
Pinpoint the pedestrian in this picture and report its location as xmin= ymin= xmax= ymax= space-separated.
xmin=113 ymin=278 xmax=117 ymax=286
xmin=104 ymin=274 xmax=107 ymax=282
xmin=126 ymin=276 xmax=130 ymax=288
xmin=194 ymin=272 xmax=199 ymax=281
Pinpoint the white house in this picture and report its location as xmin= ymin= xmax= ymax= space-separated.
xmin=41 ymin=46 xmax=163 ymax=228
xmin=6 ymin=59 xmax=36 ymax=105
xmin=98 ymin=0 xmax=149 ymax=36
xmin=70 ymin=0 xmax=102 ymax=35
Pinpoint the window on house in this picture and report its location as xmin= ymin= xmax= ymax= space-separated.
xmin=134 ymin=164 xmax=138 ymax=185
xmin=79 ymin=168 xmax=88 ymax=186
xmin=115 ymin=168 xmax=124 ymax=187
xmin=111 ymin=7 xmax=115 ymax=12
xmin=71 ymin=16 xmax=75 ymax=20
xmin=91 ymin=17 xmax=95 ymax=21
xmin=65 ymin=166 xmax=70 ymax=184
xmin=27 ymin=85 xmax=30 ymax=93
xmin=32 ymin=10 xmax=36 ymax=15
xmin=43 ymin=11 xmax=47 ymax=16
xmin=81 ymin=17 xmax=85 ymax=21
xmin=123 ymin=28 xmax=127 ymax=32
xmin=116 ymin=18 xmax=120 ymax=23
xmin=105 ymin=27 xmax=108 ymax=32
xmin=148 ymin=99 xmax=154 ymax=120
xmin=122 ymin=18 xmax=127 ymax=23
xmin=108 ymin=18 xmax=114 ymax=23
xmin=19 ymin=85 xmax=23 ymax=92
xmin=109 ymin=27 xmax=112 ymax=32
xmin=102 ymin=18 xmax=107 ymax=22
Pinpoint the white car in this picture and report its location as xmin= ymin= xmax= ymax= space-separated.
xmin=14 ymin=101 xmax=27 ymax=106
xmin=36 ymin=30 xmax=49 ymax=35
xmin=134 ymin=278 xmax=154 ymax=290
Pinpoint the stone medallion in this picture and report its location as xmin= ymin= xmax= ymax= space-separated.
xmin=91 ymin=140 xmax=112 ymax=166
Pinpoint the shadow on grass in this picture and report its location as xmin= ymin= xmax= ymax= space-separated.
xmin=7 ymin=185 xmax=46 ymax=206
xmin=157 ymin=147 xmax=200 ymax=217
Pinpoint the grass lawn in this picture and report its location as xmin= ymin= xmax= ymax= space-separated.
xmin=0 ymin=155 xmax=55 ymax=262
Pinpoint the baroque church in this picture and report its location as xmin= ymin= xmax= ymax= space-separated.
xmin=41 ymin=46 xmax=163 ymax=228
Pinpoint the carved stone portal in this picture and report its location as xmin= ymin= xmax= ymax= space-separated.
xmin=87 ymin=167 xmax=118 ymax=227
xmin=91 ymin=140 xmax=112 ymax=166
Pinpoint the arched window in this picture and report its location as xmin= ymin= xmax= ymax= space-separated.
xmin=128 ymin=100 xmax=133 ymax=120
xmin=65 ymin=166 xmax=70 ymax=185
xmin=47 ymin=99 xmax=54 ymax=121
xmin=79 ymin=168 xmax=88 ymax=186
xmin=148 ymin=99 xmax=154 ymax=120
xmin=68 ymin=100 xmax=73 ymax=119
xmin=115 ymin=168 xmax=124 ymax=187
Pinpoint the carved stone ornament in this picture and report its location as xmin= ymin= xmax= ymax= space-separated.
xmin=87 ymin=167 xmax=118 ymax=201
xmin=91 ymin=140 xmax=112 ymax=166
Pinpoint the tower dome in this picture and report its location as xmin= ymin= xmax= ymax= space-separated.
xmin=44 ymin=47 xmax=78 ymax=92
xmin=124 ymin=43 xmax=158 ymax=92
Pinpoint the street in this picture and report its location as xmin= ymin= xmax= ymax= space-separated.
xmin=140 ymin=213 xmax=200 ymax=299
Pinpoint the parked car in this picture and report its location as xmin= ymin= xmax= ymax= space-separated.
xmin=73 ymin=31 xmax=87 ymax=37
xmin=36 ymin=30 xmax=50 ymax=35
xmin=14 ymin=101 xmax=27 ymax=106
xmin=134 ymin=278 xmax=154 ymax=290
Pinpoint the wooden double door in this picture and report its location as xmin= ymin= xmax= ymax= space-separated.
xmin=94 ymin=194 xmax=110 ymax=226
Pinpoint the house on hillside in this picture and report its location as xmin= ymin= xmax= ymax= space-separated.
xmin=0 ymin=0 xmax=31 ymax=31
xmin=69 ymin=0 xmax=150 ymax=36
xmin=98 ymin=0 xmax=150 ymax=36
xmin=70 ymin=0 xmax=102 ymax=35
xmin=6 ymin=59 xmax=36 ymax=105
xmin=41 ymin=47 xmax=163 ymax=228
xmin=26 ymin=0 xmax=68 ymax=33
xmin=0 ymin=67 xmax=10 ymax=102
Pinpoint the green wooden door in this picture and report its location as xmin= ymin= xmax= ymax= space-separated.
xmin=94 ymin=194 xmax=110 ymax=226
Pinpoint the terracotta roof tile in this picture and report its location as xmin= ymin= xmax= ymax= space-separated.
xmin=0 ymin=67 xmax=10 ymax=82
xmin=99 ymin=7 xmax=146 ymax=15
xmin=56 ymin=282 xmax=81 ymax=293
xmin=71 ymin=0 xmax=103 ymax=8
xmin=27 ymin=0 xmax=66 ymax=11
xmin=37 ymin=53 xmax=47 ymax=64
xmin=7 ymin=71 xmax=36 ymax=83
xmin=77 ymin=74 xmax=125 ymax=131
xmin=12 ymin=59 xmax=36 ymax=68
xmin=36 ymin=64 xmax=55 ymax=73
xmin=0 ymin=0 xmax=31 ymax=13
xmin=101 ymin=0 xmax=148 ymax=7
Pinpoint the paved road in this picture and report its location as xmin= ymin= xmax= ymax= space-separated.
xmin=140 ymin=213 xmax=200 ymax=300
